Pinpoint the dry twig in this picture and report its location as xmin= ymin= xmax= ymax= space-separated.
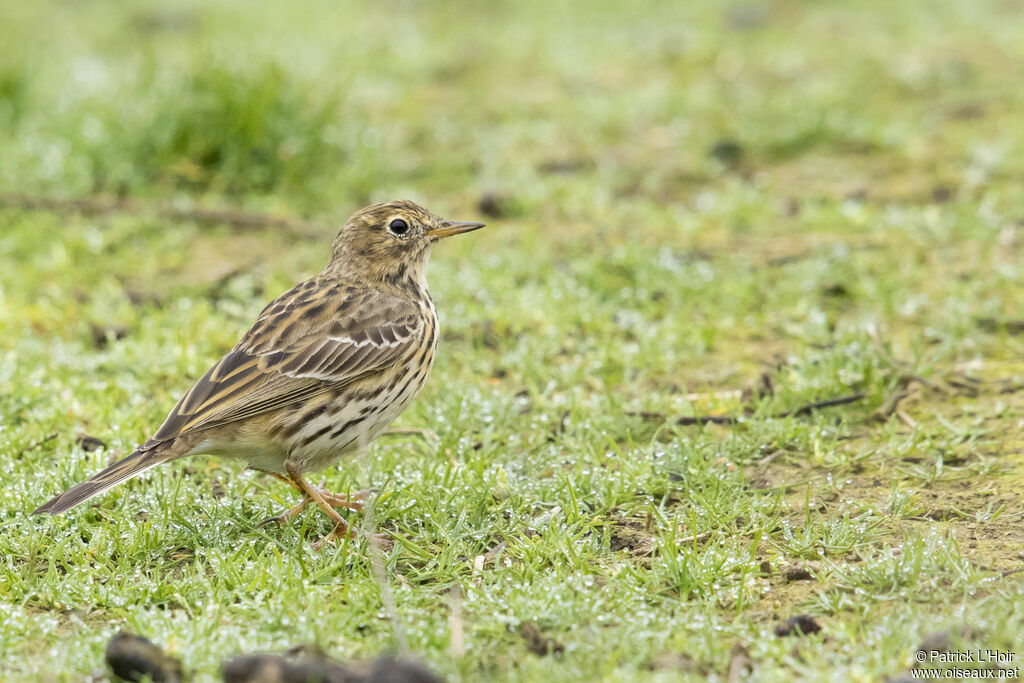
xmin=631 ymin=393 xmax=866 ymax=426
xmin=17 ymin=432 xmax=58 ymax=458
xmin=0 ymin=192 xmax=327 ymax=238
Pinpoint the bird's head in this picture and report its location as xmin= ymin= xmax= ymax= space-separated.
xmin=326 ymin=200 xmax=484 ymax=288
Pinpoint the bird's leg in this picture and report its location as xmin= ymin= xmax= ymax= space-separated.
xmin=263 ymin=470 xmax=304 ymax=492
xmin=260 ymin=469 xmax=367 ymax=511
xmin=286 ymin=465 xmax=351 ymax=547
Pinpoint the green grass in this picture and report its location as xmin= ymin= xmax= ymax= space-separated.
xmin=2 ymin=0 xmax=1024 ymax=680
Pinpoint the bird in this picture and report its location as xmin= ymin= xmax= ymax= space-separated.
xmin=33 ymin=200 xmax=485 ymax=545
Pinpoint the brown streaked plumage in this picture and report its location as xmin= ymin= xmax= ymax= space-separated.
xmin=34 ymin=200 xmax=484 ymax=544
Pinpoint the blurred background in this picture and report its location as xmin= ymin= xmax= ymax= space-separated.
xmin=3 ymin=0 xmax=1023 ymax=221
xmin=3 ymin=0 xmax=1023 ymax=381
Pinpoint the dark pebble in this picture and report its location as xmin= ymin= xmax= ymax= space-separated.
xmin=477 ymin=191 xmax=514 ymax=218
xmin=916 ymin=629 xmax=952 ymax=655
xmin=782 ymin=564 xmax=815 ymax=582
xmin=76 ymin=434 xmax=108 ymax=452
xmin=221 ymin=651 xmax=442 ymax=683
xmin=105 ymin=631 xmax=183 ymax=682
xmin=708 ymin=140 xmax=744 ymax=164
xmin=774 ymin=615 xmax=822 ymax=638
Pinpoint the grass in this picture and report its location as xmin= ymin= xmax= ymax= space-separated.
xmin=1 ymin=0 xmax=1023 ymax=680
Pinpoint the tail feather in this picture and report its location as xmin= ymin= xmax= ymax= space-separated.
xmin=33 ymin=445 xmax=177 ymax=515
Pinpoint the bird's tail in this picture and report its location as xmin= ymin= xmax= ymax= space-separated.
xmin=33 ymin=442 xmax=178 ymax=515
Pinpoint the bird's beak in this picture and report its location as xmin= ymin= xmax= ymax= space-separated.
xmin=427 ymin=220 xmax=486 ymax=241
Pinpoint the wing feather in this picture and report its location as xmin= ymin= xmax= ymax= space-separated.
xmin=152 ymin=282 xmax=424 ymax=441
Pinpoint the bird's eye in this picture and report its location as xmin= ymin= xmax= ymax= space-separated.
xmin=388 ymin=218 xmax=410 ymax=236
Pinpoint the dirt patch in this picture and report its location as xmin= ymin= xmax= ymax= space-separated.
xmin=738 ymin=360 xmax=1024 ymax=621
xmin=609 ymin=517 xmax=657 ymax=557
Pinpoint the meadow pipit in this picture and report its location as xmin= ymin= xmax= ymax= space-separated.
xmin=34 ymin=200 xmax=484 ymax=544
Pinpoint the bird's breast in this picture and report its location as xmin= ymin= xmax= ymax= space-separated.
xmin=281 ymin=312 xmax=438 ymax=473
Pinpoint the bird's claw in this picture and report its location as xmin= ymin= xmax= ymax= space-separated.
xmin=257 ymin=514 xmax=288 ymax=528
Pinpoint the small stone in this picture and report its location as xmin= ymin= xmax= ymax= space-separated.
xmin=782 ymin=563 xmax=819 ymax=582
xmin=76 ymin=434 xmax=108 ymax=452
xmin=916 ymin=629 xmax=952 ymax=656
xmin=709 ymin=140 xmax=744 ymax=164
xmin=774 ymin=615 xmax=822 ymax=638
xmin=105 ymin=632 xmax=183 ymax=682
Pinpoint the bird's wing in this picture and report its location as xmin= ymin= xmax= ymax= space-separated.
xmin=151 ymin=281 xmax=425 ymax=441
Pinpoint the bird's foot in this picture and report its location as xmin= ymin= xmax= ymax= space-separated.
xmin=282 ymin=466 xmax=378 ymax=551
xmin=315 ymin=486 xmax=373 ymax=511
xmin=258 ymin=468 xmax=373 ymax=525
xmin=258 ymin=488 xmax=371 ymax=528
xmin=310 ymin=518 xmax=355 ymax=550
xmin=308 ymin=487 xmax=384 ymax=550
xmin=257 ymin=498 xmax=309 ymax=528
xmin=262 ymin=468 xmax=384 ymax=550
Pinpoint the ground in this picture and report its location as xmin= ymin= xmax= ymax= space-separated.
xmin=1 ymin=0 xmax=1023 ymax=680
